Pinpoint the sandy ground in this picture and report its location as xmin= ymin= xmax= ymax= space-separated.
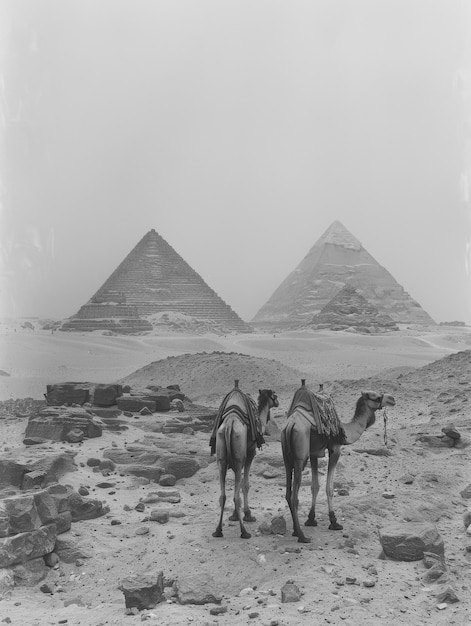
xmin=0 ymin=322 xmax=471 ymax=625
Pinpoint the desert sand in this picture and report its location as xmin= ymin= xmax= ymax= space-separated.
xmin=0 ymin=321 xmax=470 ymax=625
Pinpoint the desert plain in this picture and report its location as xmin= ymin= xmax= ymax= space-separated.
xmin=0 ymin=320 xmax=470 ymax=625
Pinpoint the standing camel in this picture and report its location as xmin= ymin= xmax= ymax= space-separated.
xmin=281 ymin=381 xmax=395 ymax=543
xmin=212 ymin=381 xmax=279 ymax=539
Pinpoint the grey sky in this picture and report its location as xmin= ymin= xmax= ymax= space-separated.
xmin=1 ymin=0 xmax=470 ymax=324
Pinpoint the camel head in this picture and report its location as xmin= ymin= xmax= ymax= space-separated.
xmin=259 ymin=389 xmax=279 ymax=410
xmin=360 ymin=391 xmax=396 ymax=428
xmin=258 ymin=389 xmax=279 ymax=431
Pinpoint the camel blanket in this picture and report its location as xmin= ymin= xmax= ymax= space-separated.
xmin=209 ymin=388 xmax=263 ymax=454
xmin=287 ymin=387 xmax=346 ymax=442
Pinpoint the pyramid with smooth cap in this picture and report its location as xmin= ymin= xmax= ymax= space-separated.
xmin=252 ymin=221 xmax=434 ymax=328
xmin=62 ymin=229 xmax=252 ymax=334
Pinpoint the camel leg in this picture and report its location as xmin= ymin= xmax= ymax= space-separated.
xmin=289 ymin=460 xmax=310 ymax=543
xmin=233 ymin=464 xmax=251 ymax=539
xmin=326 ymin=447 xmax=343 ymax=530
xmin=305 ymin=456 xmax=319 ymax=527
xmin=212 ymin=457 xmax=227 ymax=538
xmin=241 ymin=446 xmax=257 ymax=522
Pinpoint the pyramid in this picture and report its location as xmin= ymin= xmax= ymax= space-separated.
xmin=252 ymin=221 xmax=434 ymax=328
xmin=311 ymin=284 xmax=399 ymax=333
xmin=62 ymin=229 xmax=252 ymax=334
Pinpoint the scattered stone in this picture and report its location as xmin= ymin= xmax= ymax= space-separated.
xmin=174 ymin=572 xmax=222 ymax=605
xmin=40 ymin=583 xmax=54 ymax=594
xmin=422 ymin=562 xmax=447 ymax=584
xmin=379 ymin=523 xmax=445 ymax=561
xmin=159 ymin=474 xmax=177 ymax=487
xmin=460 ymin=484 xmax=471 ymax=500
xmin=44 ymin=552 xmax=60 ymax=567
xmin=435 ymin=585 xmax=459 ymax=604
xmin=210 ymin=605 xmax=227 ymax=615
xmin=119 ymin=572 xmax=165 ymax=610
xmin=135 ymin=503 xmax=146 ymax=512
xmin=78 ymin=486 xmax=89 ymax=496
xmin=149 ymin=510 xmax=169 ymax=524
xmin=382 ymin=492 xmax=395 ymax=499
xmin=270 ymin=516 xmax=287 ymax=535
xmin=281 ymin=581 xmax=301 ymax=603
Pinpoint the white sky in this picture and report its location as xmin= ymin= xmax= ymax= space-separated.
xmin=1 ymin=0 xmax=470 ymax=324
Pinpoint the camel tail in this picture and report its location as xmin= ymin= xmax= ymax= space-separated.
xmin=281 ymin=419 xmax=295 ymax=470
xmin=225 ymin=422 xmax=234 ymax=471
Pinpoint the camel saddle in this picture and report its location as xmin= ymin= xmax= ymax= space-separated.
xmin=287 ymin=386 xmax=346 ymax=443
xmin=209 ymin=388 xmax=264 ymax=454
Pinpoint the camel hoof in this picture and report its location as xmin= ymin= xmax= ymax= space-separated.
xmin=240 ymin=531 xmax=251 ymax=539
xmin=297 ymin=535 xmax=311 ymax=544
xmin=228 ymin=513 xmax=239 ymax=521
xmin=304 ymin=519 xmax=317 ymax=527
xmin=328 ymin=522 xmax=343 ymax=531
xmin=243 ymin=514 xmax=256 ymax=522
xmin=212 ymin=529 xmax=223 ymax=537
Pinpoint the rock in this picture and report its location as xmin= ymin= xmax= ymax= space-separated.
xmin=119 ymin=572 xmax=165 ymax=610
xmin=463 ymin=509 xmax=471 ymax=528
xmin=116 ymin=397 xmax=157 ymax=413
xmin=258 ymin=521 xmax=272 ymax=535
xmin=0 ymin=524 xmax=57 ymax=568
xmin=45 ymin=383 xmax=90 ymax=406
xmin=435 ymin=585 xmax=460 ymax=604
xmin=78 ymin=487 xmax=89 ymax=496
xmin=159 ymin=474 xmax=176 ymax=487
xmin=422 ymin=562 xmax=447 ymax=584
xmin=441 ymin=424 xmax=461 ymax=441
xmin=25 ymin=407 xmax=102 ymax=442
xmin=163 ymin=456 xmax=200 ymax=479
xmin=270 ymin=516 xmax=287 ymax=535
xmin=174 ymin=572 xmax=222 ymax=605
xmin=93 ymin=384 xmax=122 ymax=407
xmin=44 ymin=551 xmax=60 ymax=567
xmin=66 ymin=490 xmax=110 ymax=522
xmin=54 ymin=534 xmax=93 ymax=563
xmin=149 ymin=510 xmax=169 ymax=524
xmin=65 ymin=428 xmax=84 ymax=443
xmin=460 ymin=484 xmax=471 ymax=500
xmin=281 ymin=581 xmax=302 ymax=603
xmin=120 ymin=465 xmax=162 ymax=482
xmin=379 ymin=523 xmax=445 ymax=561
xmin=102 ymin=447 xmax=160 ymax=465
xmin=13 ymin=558 xmax=49 ymax=586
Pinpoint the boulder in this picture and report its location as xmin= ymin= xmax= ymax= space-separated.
xmin=46 ymin=383 xmax=90 ymax=406
xmin=0 ymin=523 xmax=57 ymax=568
xmin=54 ymin=534 xmax=93 ymax=563
xmin=11 ymin=557 xmax=48 ymax=586
xmin=24 ymin=407 xmax=102 ymax=443
xmin=379 ymin=522 xmax=445 ymax=561
xmin=119 ymin=572 xmax=165 ymax=610
xmin=174 ymin=572 xmax=222 ymax=605
xmin=93 ymin=384 xmax=122 ymax=407
xmin=65 ymin=490 xmax=110 ymax=522
xmin=120 ymin=465 xmax=162 ymax=482
xmin=163 ymin=456 xmax=200 ymax=479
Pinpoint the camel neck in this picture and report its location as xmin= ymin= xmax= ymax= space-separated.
xmin=342 ymin=404 xmax=375 ymax=445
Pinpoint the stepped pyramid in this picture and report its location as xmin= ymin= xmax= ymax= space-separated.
xmin=62 ymin=229 xmax=252 ymax=334
xmin=252 ymin=221 xmax=434 ymax=328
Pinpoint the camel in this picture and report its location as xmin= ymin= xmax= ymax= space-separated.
xmin=212 ymin=381 xmax=279 ymax=539
xmin=281 ymin=381 xmax=395 ymax=543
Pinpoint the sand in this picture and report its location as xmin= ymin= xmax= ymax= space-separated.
xmin=0 ymin=321 xmax=470 ymax=625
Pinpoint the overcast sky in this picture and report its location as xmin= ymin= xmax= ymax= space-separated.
xmin=1 ymin=0 xmax=470 ymax=324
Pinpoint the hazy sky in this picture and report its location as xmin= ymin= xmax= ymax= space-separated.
xmin=1 ymin=0 xmax=470 ymax=324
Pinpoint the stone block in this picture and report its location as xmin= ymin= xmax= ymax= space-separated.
xmin=117 ymin=397 xmax=157 ymax=413
xmin=12 ymin=557 xmax=48 ymax=586
xmin=103 ymin=448 xmax=160 ymax=465
xmin=379 ymin=522 xmax=445 ymax=561
xmin=120 ymin=465 xmax=162 ymax=482
xmin=0 ymin=494 xmax=42 ymax=536
xmin=119 ymin=572 xmax=165 ymax=610
xmin=163 ymin=456 xmax=200 ymax=479
xmin=93 ymin=384 xmax=122 ymax=407
xmin=0 ymin=523 xmax=57 ymax=568
xmin=46 ymin=383 xmax=90 ymax=406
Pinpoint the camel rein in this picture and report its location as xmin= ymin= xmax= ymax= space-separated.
xmin=382 ymin=406 xmax=388 ymax=446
